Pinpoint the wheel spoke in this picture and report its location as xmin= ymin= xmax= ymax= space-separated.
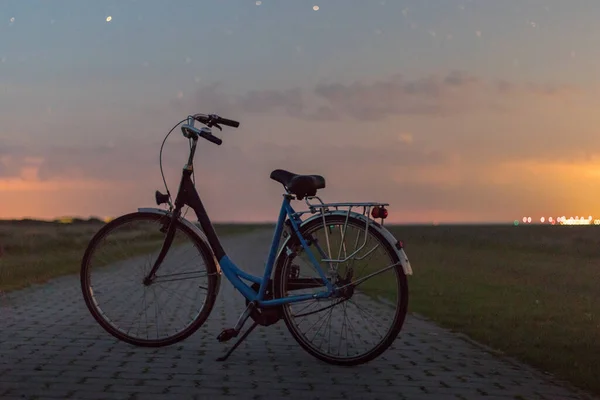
xmin=277 ymin=215 xmax=408 ymax=365
xmin=81 ymin=212 xmax=217 ymax=346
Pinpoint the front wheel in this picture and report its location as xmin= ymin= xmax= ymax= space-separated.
xmin=80 ymin=211 xmax=220 ymax=347
xmin=274 ymin=214 xmax=409 ymax=366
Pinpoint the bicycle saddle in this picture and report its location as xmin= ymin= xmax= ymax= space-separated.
xmin=270 ymin=169 xmax=326 ymax=200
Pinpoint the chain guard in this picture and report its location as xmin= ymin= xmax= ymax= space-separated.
xmin=245 ymin=281 xmax=282 ymax=326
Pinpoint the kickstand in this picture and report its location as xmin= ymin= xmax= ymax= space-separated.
xmin=216 ymin=321 xmax=259 ymax=362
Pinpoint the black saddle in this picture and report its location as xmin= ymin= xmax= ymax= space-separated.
xmin=270 ymin=169 xmax=326 ymax=200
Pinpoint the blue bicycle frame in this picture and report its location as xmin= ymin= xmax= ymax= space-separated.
xmin=217 ymin=196 xmax=334 ymax=307
xmin=154 ymin=155 xmax=335 ymax=309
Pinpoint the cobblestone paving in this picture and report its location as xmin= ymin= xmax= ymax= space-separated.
xmin=1 ymin=230 xmax=597 ymax=400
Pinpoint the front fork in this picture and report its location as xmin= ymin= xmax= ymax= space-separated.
xmin=143 ymin=209 xmax=180 ymax=285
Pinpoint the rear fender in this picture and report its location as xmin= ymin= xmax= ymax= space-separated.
xmin=277 ymin=210 xmax=413 ymax=276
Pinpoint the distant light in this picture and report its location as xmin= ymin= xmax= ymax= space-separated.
xmin=527 ymin=217 xmax=532 ymax=223
xmin=255 ymin=1 xmax=261 ymax=5
xmin=589 ymin=215 xmax=593 ymax=221
xmin=560 ymin=217 xmax=592 ymax=226
xmin=540 ymin=217 xmax=545 ymax=223
xmin=313 ymin=5 xmax=320 ymax=11
xmin=548 ymin=217 xmax=553 ymax=222
xmin=9 ymin=17 xmax=15 ymax=23
xmin=106 ymin=16 xmax=112 ymax=22
xmin=514 ymin=220 xmax=519 ymax=226
xmin=522 ymin=217 xmax=527 ymax=223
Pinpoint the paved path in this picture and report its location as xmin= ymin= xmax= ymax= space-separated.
xmin=1 ymin=230 xmax=597 ymax=400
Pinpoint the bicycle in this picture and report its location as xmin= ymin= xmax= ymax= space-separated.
xmin=80 ymin=113 xmax=414 ymax=365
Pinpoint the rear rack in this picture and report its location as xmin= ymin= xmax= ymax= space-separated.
xmin=289 ymin=196 xmax=389 ymax=264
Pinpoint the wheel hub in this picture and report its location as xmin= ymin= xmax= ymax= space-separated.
xmin=334 ymin=277 xmax=354 ymax=299
xmin=333 ymin=267 xmax=355 ymax=299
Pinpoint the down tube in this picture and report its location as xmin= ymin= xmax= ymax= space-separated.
xmin=257 ymin=196 xmax=290 ymax=299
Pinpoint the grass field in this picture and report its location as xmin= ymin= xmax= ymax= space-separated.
xmin=0 ymin=218 xmax=271 ymax=292
xmin=386 ymin=224 xmax=600 ymax=397
xmin=1 ymin=218 xmax=598 ymax=396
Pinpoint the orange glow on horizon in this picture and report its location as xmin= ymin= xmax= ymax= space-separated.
xmin=0 ymin=177 xmax=120 ymax=192
xmin=3 ymin=158 xmax=600 ymax=222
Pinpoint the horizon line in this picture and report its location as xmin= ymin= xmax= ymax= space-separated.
xmin=0 ymin=216 xmax=586 ymax=226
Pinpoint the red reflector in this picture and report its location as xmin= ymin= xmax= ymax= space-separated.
xmin=371 ymin=206 xmax=388 ymax=220
xmin=371 ymin=207 xmax=380 ymax=219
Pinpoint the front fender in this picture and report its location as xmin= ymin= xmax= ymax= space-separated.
xmin=137 ymin=208 xmax=222 ymax=276
xmin=277 ymin=211 xmax=413 ymax=276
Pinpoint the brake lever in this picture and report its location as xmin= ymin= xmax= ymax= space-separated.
xmin=213 ymin=123 xmax=223 ymax=131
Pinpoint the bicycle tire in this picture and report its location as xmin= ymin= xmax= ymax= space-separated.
xmin=274 ymin=214 xmax=409 ymax=366
xmin=80 ymin=211 xmax=220 ymax=347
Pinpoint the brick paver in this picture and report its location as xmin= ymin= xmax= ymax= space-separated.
xmin=1 ymin=229 xmax=597 ymax=400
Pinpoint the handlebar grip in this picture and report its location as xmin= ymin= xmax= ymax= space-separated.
xmin=201 ymin=132 xmax=222 ymax=145
xmin=209 ymin=135 xmax=222 ymax=145
xmin=217 ymin=117 xmax=240 ymax=128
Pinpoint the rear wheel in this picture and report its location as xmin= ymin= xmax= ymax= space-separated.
xmin=274 ymin=214 xmax=408 ymax=365
xmin=80 ymin=211 xmax=220 ymax=347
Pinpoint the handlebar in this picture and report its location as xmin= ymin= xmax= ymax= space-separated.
xmin=181 ymin=113 xmax=240 ymax=146
xmin=193 ymin=113 xmax=240 ymax=129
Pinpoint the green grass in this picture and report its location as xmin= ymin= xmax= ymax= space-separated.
xmin=0 ymin=219 xmax=272 ymax=292
xmin=386 ymin=224 xmax=600 ymax=397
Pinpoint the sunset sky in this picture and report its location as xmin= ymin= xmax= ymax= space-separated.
xmin=2 ymin=0 xmax=600 ymax=223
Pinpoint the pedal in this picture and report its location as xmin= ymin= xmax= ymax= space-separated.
xmin=217 ymin=328 xmax=238 ymax=343
xmin=216 ymin=321 xmax=259 ymax=362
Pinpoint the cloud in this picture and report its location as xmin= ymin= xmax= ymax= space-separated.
xmin=3 ymin=131 xmax=599 ymax=222
xmin=0 ymin=137 xmax=449 ymax=183
xmin=0 ymin=142 xmax=180 ymax=183
xmin=1 ymin=69 xmax=595 ymax=222
xmin=398 ymin=133 xmax=413 ymax=144
xmin=177 ymin=70 xmax=580 ymax=122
